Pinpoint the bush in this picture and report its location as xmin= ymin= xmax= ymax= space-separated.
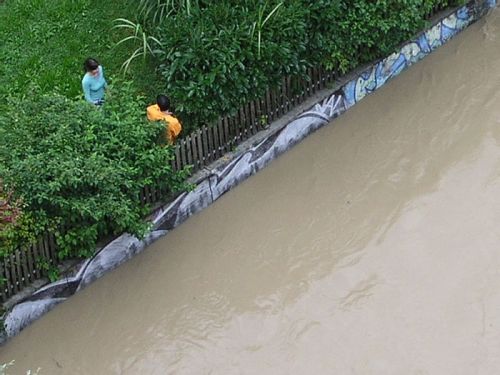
xmin=127 ymin=0 xmax=464 ymax=128
xmin=0 ymin=82 xmax=189 ymax=258
xmin=154 ymin=0 xmax=309 ymax=129
xmin=304 ymin=0 xmax=463 ymax=73
xmin=0 ymin=184 xmax=34 ymax=258
xmin=0 ymin=185 xmax=21 ymax=230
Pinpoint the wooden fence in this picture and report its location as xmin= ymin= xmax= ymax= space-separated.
xmin=0 ymin=4 xmax=452 ymax=303
xmin=170 ymin=67 xmax=337 ymax=175
xmin=1 ymin=232 xmax=58 ymax=302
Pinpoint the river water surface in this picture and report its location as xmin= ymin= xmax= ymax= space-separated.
xmin=2 ymin=9 xmax=500 ymax=375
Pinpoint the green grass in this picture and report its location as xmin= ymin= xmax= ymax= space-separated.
xmin=0 ymin=0 xmax=162 ymax=104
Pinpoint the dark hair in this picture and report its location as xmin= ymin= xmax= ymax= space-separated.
xmin=156 ymin=95 xmax=171 ymax=112
xmin=83 ymin=58 xmax=99 ymax=73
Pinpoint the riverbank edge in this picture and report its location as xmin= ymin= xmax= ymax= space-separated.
xmin=1 ymin=0 xmax=496 ymax=344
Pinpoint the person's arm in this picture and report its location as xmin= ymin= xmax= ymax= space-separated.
xmin=166 ymin=116 xmax=182 ymax=143
xmin=82 ymin=78 xmax=93 ymax=103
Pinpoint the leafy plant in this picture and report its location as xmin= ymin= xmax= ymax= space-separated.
xmin=138 ymin=0 xmax=203 ymax=25
xmin=112 ymin=18 xmax=163 ymax=73
xmin=0 ymin=183 xmax=37 ymax=257
xmin=120 ymin=0 xmax=464 ymax=129
xmin=250 ymin=1 xmax=284 ymax=59
xmin=0 ymin=184 xmax=21 ymax=230
xmin=154 ymin=0 xmax=309 ymax=128
xmin=35 ymin=257 xmax=60 ymax=282
xmin=0 ymin=81 xmax=189 ymax=259
xmin=113 ymin=0 xmax=211 ymax=74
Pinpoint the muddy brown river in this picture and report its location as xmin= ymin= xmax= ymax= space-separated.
xmin=2 ymin=9 xmax=500 ymax=375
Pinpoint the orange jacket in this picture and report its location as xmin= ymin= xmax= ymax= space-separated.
xmin=146 ymin=104 xmax=182 ymax=143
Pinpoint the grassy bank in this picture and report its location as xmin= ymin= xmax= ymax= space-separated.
xmin=0 ymin=0 xmax=161 ymax=104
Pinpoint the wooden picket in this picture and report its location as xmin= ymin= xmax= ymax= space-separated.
xmin=0 ymin=233 xmax=60 ymax=302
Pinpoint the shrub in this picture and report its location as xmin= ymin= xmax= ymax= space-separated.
xmin=304 ymin=0 xmax=464 ymax=73
xmin=0 ymin=185 xmax=21 ymax=230
xmin=154 ymin=0 xmax=309 ymax=129
xmin=122 ymin=0 xmax=464 ymax=128
xmin=0 ymin=82 xmax=189 ymax=258
xmin=0 ymin=184 xmax=34 ymax=257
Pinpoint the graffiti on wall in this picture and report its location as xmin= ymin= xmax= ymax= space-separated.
xmin=343 ymin=4 xmax=477 ymax=107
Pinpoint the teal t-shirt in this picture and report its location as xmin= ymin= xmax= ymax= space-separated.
xmin=82 ymin=66 xmax=107 ymax=103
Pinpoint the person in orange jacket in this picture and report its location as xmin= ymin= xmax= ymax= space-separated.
xmin=146 ymin=95 xmax=182 ymax=143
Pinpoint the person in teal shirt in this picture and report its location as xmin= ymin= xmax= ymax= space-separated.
xmin=82 ymin=58 xmax=107 ymax=105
